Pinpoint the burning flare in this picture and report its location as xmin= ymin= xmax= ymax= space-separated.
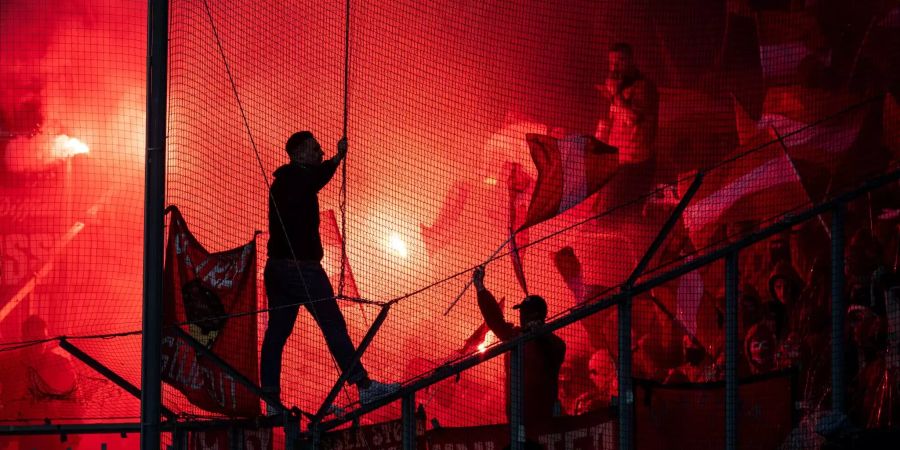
xmin=52 ymin=135 xmax=89 ymax=158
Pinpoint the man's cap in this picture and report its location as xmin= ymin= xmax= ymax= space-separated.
xmin=512 ymin=295 xmax=547 ymax=317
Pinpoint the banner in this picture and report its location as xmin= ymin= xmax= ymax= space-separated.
xmin=634 ymin=371 xmax=795 ymax=450
xmin=161 ymin=206 xmax=260 ymax=416
xmin=426 ymin=411 xmax=616 ymax=450
xmin=190 ymin=427 xmax=273 ymax=450
xmin=320 ymin=410 xmax=427 ymax=450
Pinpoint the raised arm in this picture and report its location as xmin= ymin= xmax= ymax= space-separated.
xmin=309 ymin=138 xmax=348 ymax=191
xmin=473 ymin=266 xmax=516 ymax=340
xmin=617 ymin=79 xmax=657 ymax=126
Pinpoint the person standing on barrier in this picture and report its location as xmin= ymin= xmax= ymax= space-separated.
xmin=472 ymin=265 xmax=566 ymax=432
xmin=261 ymin=131 xmax=399 ymax=408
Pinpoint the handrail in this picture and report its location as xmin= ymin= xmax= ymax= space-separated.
xmin=319 ymin=166 xmax=900 ymax=432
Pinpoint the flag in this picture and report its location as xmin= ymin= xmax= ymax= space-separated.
xmin=718 ymin=14 xmax=765 ymax=119
xmin=733 ymin=89 xmax=870 ymax=200
xmin=735 ymin=88 xmax=862 ymax=160
xmin=507 ymin=162 xmax=532 ymax=295
xmin=756 ymin=11 xmax=828 ymax=85
xmin=161 ymin=207 xmax=259 ymax=416
xmin=760 ymin=87 xmax=867 ymax=170
xmin=886 ymin=93 xmax=900 ymax=160
xmin=519 ymin=134 xmax=617 ymax=230
xmin=320 ymin=209 xmax=360 ymax=300
xmin=733 ymin=94 xmax=771 ymax=147
xmin=190 ymin=427 xmax=273 ymax=450
xmin=682 ymin=145 xmax=811 ymax=250
xmin=420 ymin=182 xmax=469 ymax=257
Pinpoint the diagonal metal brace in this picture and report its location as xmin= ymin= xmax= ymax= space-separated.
xmin=59 ymin=337 xmax=178 ymax=421
xmin=170 ymin=327 xmax=303 ymax=419
xmin=626 ymin=171 xmax=704 ymax=287
xmin=313 ymin=303 xmax=392 ymax=423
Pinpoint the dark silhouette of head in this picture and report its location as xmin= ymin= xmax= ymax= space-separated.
xmin=514 ymin=295 xmax=548 ymax=328
xmin=285 ymin=131 xmax=323 ymax=165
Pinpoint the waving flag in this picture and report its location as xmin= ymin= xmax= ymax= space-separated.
xmin=162 ymin=207 xmax=259 ymax=416
xmin=734 ymin=89 xmax=874 ymax=200
xmin=757 ymin=11 xmax=828 ymax=85
xmin=420 ymin=182 xmax=470 ymax=257
xmin=507 ymin=162 xmax=532 ymax=295
xmin=519 ymin=134 xmax=618 ymax=230
xmin=682 ymin=145 xmax=811 ymax=250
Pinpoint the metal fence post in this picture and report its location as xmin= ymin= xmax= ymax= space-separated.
xmin=402 ymin=393 xmax=416 ymax=450
xmin=510 ymin=341 xmax=524 ymax=450
xmin=172 ymin=427 xmax=187 ymax=450
xmin=618 ymin=295 xmax=633 ymax=450
xmin=285 ymin=413 xmax=298 ymax=450
xmin=141 ymin=0 xmax=169 ymax=448
xmin=725 ymin=252 xmax=739 ymax=450
xmin=831 ymin=204 xmax=846 ymax=413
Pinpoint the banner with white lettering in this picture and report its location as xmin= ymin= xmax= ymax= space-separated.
xmin=189 ymin=427 xmax=273 ymax=450
xmin=425 ymin=411 xmax=616 ymax=450
xmin=161 ymin=206 xmax=260 ymax=416
xmin=320 ymin=409 xmax=427 ymax=450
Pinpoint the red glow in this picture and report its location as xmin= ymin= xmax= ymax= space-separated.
xmin=477 ymin=331 xmax=496 ymax=354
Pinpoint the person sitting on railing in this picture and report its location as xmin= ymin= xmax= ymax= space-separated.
xmin=472 ymin=265 xmax=566 ymax=433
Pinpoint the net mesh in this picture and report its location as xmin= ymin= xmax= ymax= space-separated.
xmin=2 ymin=0 xmax=900 ymax=449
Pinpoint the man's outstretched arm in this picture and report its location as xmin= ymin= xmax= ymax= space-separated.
xmin=473 ymin=266 xmax=516 ymax=340
xmin=311 ymin=138 xmax=348 ymax=191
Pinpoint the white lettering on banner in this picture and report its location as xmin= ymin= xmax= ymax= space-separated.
xmin=174 ymin=227 xmax=253 ymax=290
xmin=244 ymin=428 xmax=271 ymax=450
xmin=196 ymin=432 xmax=220 ymax=450
xmin=161 ymin=334 xmax=239 ymax=410
xmin=565 ymin=428 xmax=588 ymax=450
xmin=0 ymin=233 xmax=55 ymax=287
xmin=370 ymin=421 xmax=402 ymax=447
xmin=539 ymin=422 xmax=613 ymax=450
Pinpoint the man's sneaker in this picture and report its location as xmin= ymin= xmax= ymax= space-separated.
xmin=358 ymin=380 xmax=401 ymax=405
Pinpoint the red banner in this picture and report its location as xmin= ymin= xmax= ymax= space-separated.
xmin=161 ymin=207 xmax=260 ymax=416
xmin=320 ymin=411 xmax=427 ymax=450
xmin=426 ymin=411 xmax=616 ymax=450
xmin=635 ymin=372 xmax=795 ymax=450
xmin=190 ymin=427 xmax=273 ymax=450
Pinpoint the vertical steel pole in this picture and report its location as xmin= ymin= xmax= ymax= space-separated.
xmin=510 ymin=341 xmax=524 ymax=450
xmin=831 ymin=204 xmax=846 ymax=413
xmin=618 ymin=296 xmax=633 ymax=450
xmin=141 ymin=0 xmax=168 ymax=448
xmin=725 ymin=252 xmax=739 ymax=450
xmin=402 ymin=393 xmax=416 ymax=450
